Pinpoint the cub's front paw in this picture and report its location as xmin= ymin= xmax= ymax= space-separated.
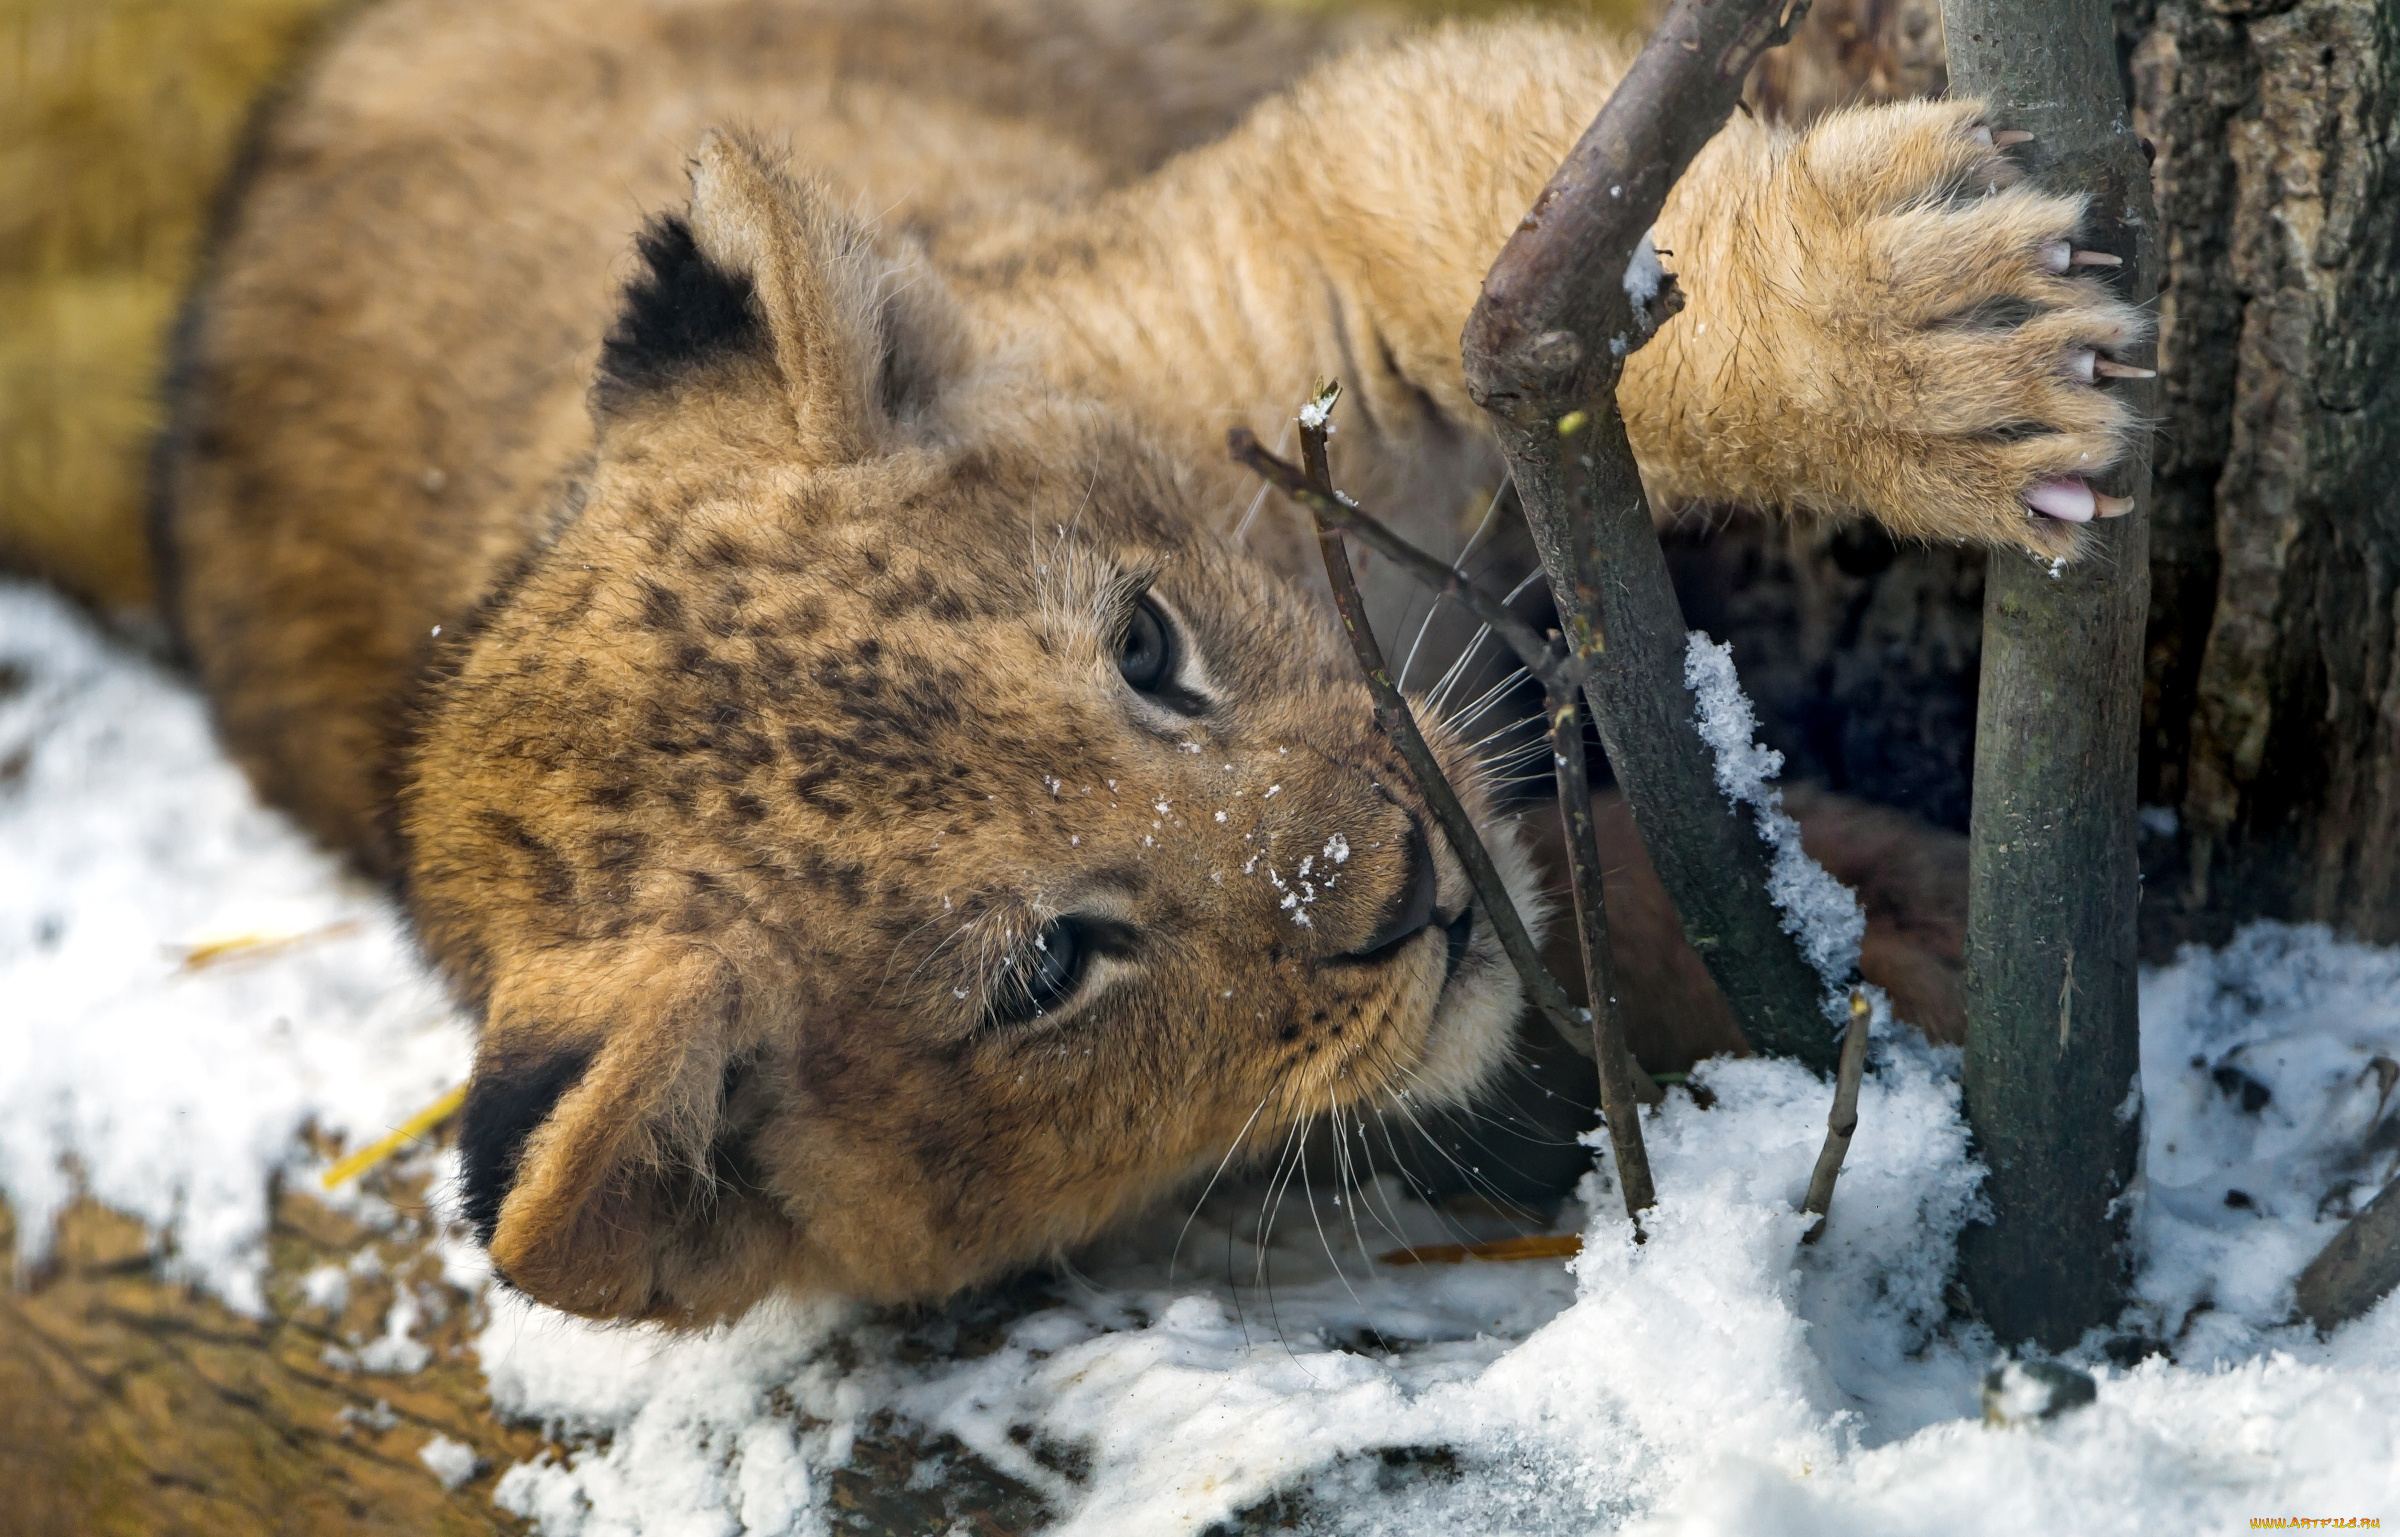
xmin=1734 ymin=99 xmax=2152 ymax=559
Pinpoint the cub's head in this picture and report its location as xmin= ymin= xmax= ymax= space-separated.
xmin=400 ymin=132 xmax=1541 ymax=1323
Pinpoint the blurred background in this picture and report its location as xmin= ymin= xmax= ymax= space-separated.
xmin=2 ymin=0 xmax=344 ymax=613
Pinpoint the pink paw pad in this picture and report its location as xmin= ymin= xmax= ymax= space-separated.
xmin=2024 ymin=476 xmax=2135 ymax=522
xmin=2039 ymin=241 xmax=2125 ymax=275
xmin=2025 ymin=476 xmax=2095 ymax=522
xmin=2064 ymin=347 xmax=2156 ymax=383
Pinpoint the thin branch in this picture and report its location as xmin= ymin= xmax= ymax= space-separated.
xmin=1231 ymin=392 xmax=1663 ymax=1146
xmin=1264 ymin=395 xmax=1578 ymax=1044
xmin=1234 ymin=409 xmax=1663 ymax=1197
xmin=1543 ymin=672 xmax=1656 ymax=1213
xmin=1226 ymin=427 xmax=1571 ymax=693
xmin=1460 ymin=0 xmax=1839 ymax=1071
xmin=1801 ymin=991 xmax=1873 ymax=1243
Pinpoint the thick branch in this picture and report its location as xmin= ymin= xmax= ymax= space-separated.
xmin=1462 ymin=0 xmax=1797 ymax=415
xmin=1461 ymin=0 xmax=1837 ymax=1070
xmin=1947 ymin=0 xmax=2158 ymax=1351
xmin=2294 ymin=1176 xmax=2400 ymax=1331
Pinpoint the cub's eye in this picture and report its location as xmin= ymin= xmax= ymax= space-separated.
xmin=1117 ymin=596 xmax=1175 ymax=694
xmin=989 ymin=919 xmax=1086 ymax=1026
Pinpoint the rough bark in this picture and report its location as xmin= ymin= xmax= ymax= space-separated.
xmin=2131 ymin=0 xmax=2400 ymax=952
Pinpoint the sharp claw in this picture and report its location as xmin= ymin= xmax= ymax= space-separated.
xmin=1970 ymin=125 xmax=1996 ymax=147
xmin=1993 ymin=129 xmax=2036 ymax=146
xmin=2095 ymin=493 xmax=2136 ymax=519
xmin=2095 ymin=359 xmax=2157 ymax=379
xmin=2039 ymin=240 xmax=2072 ymax=274
xmin=2025 ymin=476 xmax=2097 ymax=523
xmin=2071 ymin=250 xmax=2124 ymax=267
xmin=2065 ymin=348 xmax=2097 ymax=383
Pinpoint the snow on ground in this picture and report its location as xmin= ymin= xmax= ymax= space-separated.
xmin=5 ymin=578 xmax=2398 ymax=1534
xmin=0 ymin=582 xmax=467 ymax=1314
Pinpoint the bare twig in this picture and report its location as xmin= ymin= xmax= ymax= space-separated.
xmin=2294 ymin=1175 xmax=2400 ymax=1331
xmin=1460 ymin=0 xmax=1837 ymax=1071
xmin=1226 ymin=427 xmax=1570 ymax=692
xmin=1244 ymin=396 xmax=1576 ymax=1045
xmin=1542 ymin=672 xmax=1655 ymax=1213
xmin=1235 ymin=385 xmax=1661 ymax=1210
xmin=1800 ymin=991 xmax=1873 ymax=1243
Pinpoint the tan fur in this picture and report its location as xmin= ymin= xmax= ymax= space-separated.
xmin=159 ymin=0 xmax=2139 ymax=1323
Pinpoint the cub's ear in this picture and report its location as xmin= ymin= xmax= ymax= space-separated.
xmin=593 ymin=127 xmax=963 ymax=460
xmin=458 ymin=943 xmax=776 ymax=1320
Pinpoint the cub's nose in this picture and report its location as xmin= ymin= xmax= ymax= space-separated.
xmin=1345 ymin=822 xmax=1438 ymax=959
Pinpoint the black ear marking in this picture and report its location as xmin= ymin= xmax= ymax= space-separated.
xmin=457 ymin=1044 xmax=597 ymax=1244
xmin=595 ymin=214 xmax=766 ymax=409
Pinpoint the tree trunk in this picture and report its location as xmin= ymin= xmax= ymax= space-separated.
xmin=1941 ymin=0 xmax=2159 ymax=1354
xmin=2132 ymin=0 xmax=2400 ymax=951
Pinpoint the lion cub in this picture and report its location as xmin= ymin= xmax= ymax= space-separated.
xmin=157 ymin=0 xmax=2146 ymax=1322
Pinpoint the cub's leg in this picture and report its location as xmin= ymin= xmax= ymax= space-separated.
xmin=1629 ymin=98 xmax=2150 ymax=559
xmin=1076 ymin=26 xmax=2151 ymax=562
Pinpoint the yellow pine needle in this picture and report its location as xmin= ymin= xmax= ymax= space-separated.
xmin=176 ymin=918 xmax=362 ymax=971
xmin=320 ymin=1084 xmax=468 ymax=1190
xmin=1377 ymin=1233 xmax=1584 ymax=1266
